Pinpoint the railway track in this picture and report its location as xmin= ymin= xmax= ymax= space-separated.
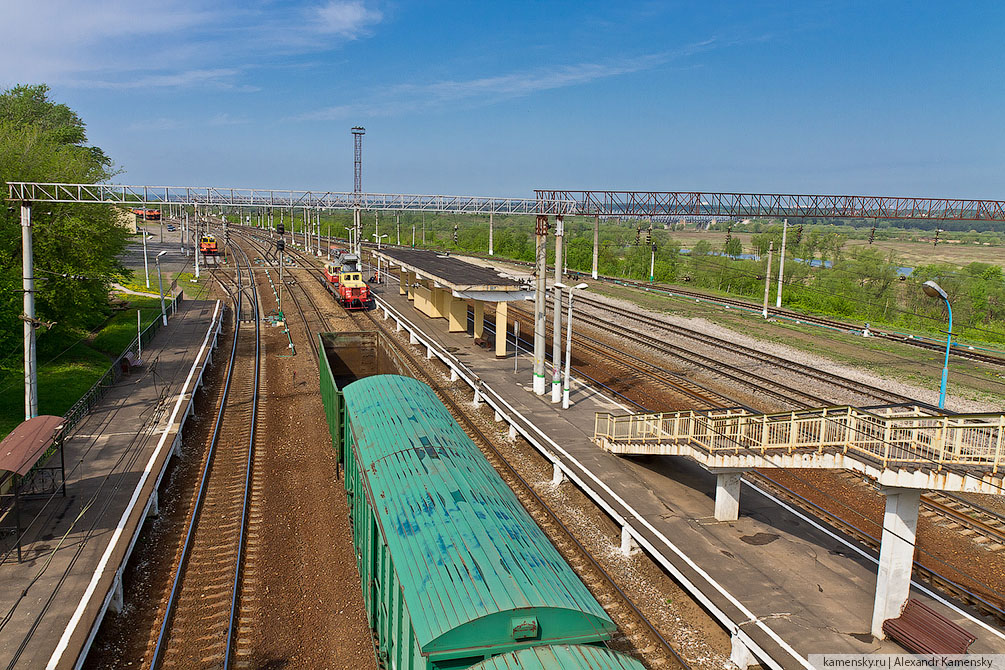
xmin=150 ymin=243 xmax=261 ymax=669
xmin=359 ymin=306 xmax=689 ymax=670
xmin=572 ymin=293 xmax=922 ymax=408
xmin=450 ymin=251 xmax=1005 ymax=368
xmin=750 ymin=470 xmax=1005 ymax=626
xmin=252 ymin=231 xmax=688 ymax=669
xmin=231 ymin=224 xmax=1005 ymax=647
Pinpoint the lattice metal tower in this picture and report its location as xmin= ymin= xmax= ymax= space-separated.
xmin=351 ymin=126 xmax=365 ymax=194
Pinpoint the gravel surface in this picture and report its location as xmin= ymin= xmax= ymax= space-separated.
xmin=372 ymin=304 xmax=737 ymax=670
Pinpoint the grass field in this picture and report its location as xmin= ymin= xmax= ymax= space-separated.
xmin=0 ymin=294 xmax=172 ymax=438
xmin=671 ymin=230 xmax=1003 ymax=268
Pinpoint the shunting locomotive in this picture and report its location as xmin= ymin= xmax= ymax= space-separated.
xmin=199 ymin=234 xmax=218 ymax=255
xmin=323 ymin=254 xmax=370 ymax=309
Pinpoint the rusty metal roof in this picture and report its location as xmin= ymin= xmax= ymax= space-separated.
xmin=468 ymin=645 xmax=647 ymax=670
xmin=0 ymin=415 xmax=64 ymax=477
xmin=341 ymin=375 xmax=614 ymax=656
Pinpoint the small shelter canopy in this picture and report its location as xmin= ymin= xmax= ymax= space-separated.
xmin=0 ymin=415 xmax=65 ymax=477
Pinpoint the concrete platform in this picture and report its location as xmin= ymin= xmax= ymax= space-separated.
xmin=369 ymin=280 xmax=1005 ymax=669
xmin=0 ymin=298 xmax=222 ymax=670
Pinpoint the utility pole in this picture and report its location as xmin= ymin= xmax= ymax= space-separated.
xmin=352 ymin=126 xmax=365 ymax=256
xmin=762 ymin=241 xmax=774 ymax=319
xmin=489 ymin=212 xmax=494 ymax=256
xmin=551 ymin=215 xmax=564 ymax=403
xmin=776 ymin=219 xmax=787 ymax=308
xmin=21 ymin=202 xmax=38 ymax=420
xmin=533 ymin=215 xmax=549 ymax=395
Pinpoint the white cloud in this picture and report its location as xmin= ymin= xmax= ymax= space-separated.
xmin=0 ymin=0 xmax=382 ymax=92
xmin=295 ymin=45 xmax=715 ymax=121
xmin=315 ymin=1 xmax=383 ymax=37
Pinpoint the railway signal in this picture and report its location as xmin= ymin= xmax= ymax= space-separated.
xmin=869 ymin=226 xmax=876 ymax=244
xmin=277 ymin=222 xmax=285 ymax=236
xmin=934 ymin=228 xmax=941 ymax=247
xmin=634 ymin=227 xmax=641 ymax=245
xmin=794 ymin=225 xmax=804 ymax=245
xmin=725 ymin=225 xmax=732 ymax=244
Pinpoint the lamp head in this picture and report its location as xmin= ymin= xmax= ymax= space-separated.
xmin=574 ymin=283 xmax=589 ymax=290
xmin=157 ymin=250 xmax=168 ymax=257
xmin=922 ymin=280 xmax=948 ymax=301
xmin=554 ymin=282 xmax=566 ymax=289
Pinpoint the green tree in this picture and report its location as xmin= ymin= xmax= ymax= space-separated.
xmin=0 ymin=84 xmax=127 ymax=368
xmin=723 ymin=237 xmax=743 ymax=259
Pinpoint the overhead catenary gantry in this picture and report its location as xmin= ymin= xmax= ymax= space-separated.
xmin=535 ymin=188 xmax=1005 ymax=221
xmin=5 ymin=182 xmax=576 ymax=215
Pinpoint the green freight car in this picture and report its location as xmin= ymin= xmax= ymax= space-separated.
xmin=319 ymin=351 xmax=634 ymax=669
xmin=468 ymin=644 xmax=647 ymax=670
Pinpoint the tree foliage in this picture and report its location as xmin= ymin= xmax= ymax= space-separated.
xmin=0 ymin=84 xmax=128 ymax=369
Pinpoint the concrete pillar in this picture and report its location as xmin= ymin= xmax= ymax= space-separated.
xmin=533 ymin=215 xmax=548 ymax=395
xmin=508 ymin=424 xmax=517 ymax=439
xmin=406 ymin=271 xmax=415 ymax=300
xmin=108 ymin=571 xmax=125 ymax=614
xmin=551 ymin=215 xmax=564 ymax=403
xmin=447 ymin=295 xmax=466 ymax=332
xmin=620 ymin=526 xmax=640 ymax=557
xmin=714 ymin=471 xmax=744 ymax=521
xmin=871 ymin=486 xmax=921 ymax=639
xmin=399 ymin=268 xmax=407 ymax=295
xmin=146 ymin=490 xmax=160 ymax=518
xmin=431 ymin=288 xmax=446 ymax=319
xmin=552 ymin=463 xmax=564 ymax=486
xmin=592 ymin=215 xmax=599 ymax=280
xmin=495 ymin=301 xmax=508 ymax=358
xmin=730 ymin=632 xmax=756 ymax=669
xmin=488 ymin=212 xmax=494 ymax=256
xmin=473 ymin=301 xmax=485 ymax=340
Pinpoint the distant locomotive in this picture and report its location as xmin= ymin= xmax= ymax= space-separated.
xmin=131 ymin=208 xmax=160 ymax=220
xmin=317 ymin=366 xmax=647 ymax=670
xmin=199 ymin=234 xmax=218 ymax=255
xmin=323 ymin=254 xmax=369 ymax=309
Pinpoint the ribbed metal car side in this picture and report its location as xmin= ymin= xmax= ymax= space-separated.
xmin=338 ymin=375 xmax=616 ymax=670
xmin=467 ymin=644 xmax=647 ymax=670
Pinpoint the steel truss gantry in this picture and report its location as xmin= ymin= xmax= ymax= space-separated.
xmin=6 ymin=182 xmax=576 ymax=215
xmin=535 ymin=189 xmax=1005 ymax=222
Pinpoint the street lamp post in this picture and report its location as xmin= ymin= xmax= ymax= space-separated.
xmin=372 ymin=233 xmax=388 ymax=283
xmin=142 ymin=228 xmax=150 ymax=288
xmin=155 ymin=251 xmax=168 ymax=326
xmin=922 ymin=280 xmax=953 ymax=409
xmin=555 ymin=282 xmax=588 ymax=409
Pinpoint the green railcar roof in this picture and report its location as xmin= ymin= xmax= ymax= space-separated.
xmin=467 ymin=645 xmax=648 ymax=670
xmin=341 ymin=375 xmax=614 ymax=655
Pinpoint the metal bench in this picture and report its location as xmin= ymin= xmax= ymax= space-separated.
xmin=120 ymin=351 xmax=142 ymax=374
xmin=883 ymin=598 xmax=976 ymax=654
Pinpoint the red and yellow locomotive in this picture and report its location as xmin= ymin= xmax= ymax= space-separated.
xmin=200 ymin=234 xmax=218 ymax=255
xmin=324 ymin=254 xmax=370 ymax=310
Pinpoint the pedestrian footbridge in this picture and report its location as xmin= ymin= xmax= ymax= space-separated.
xmin=594 ymin=404 xmax=1005 ymax=638
xmin=595 ymin=405 xmax=1005 ymax=496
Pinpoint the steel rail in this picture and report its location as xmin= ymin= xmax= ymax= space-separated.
xmin=749 ymin=471 xmax=1005 ymax=625
xmin=572 ymin=293 xmax=918 ymax=407
xmin=449 ymin=252 xmax=1005 ymax=368
xmin=359 ymin=307 xmax=691 ymax=670
xmin=149 ymin=241 xmax=260 ymax=669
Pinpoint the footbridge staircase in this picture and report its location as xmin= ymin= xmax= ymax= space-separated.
xmin=593 ymin=404 xmax=1005 ymax=638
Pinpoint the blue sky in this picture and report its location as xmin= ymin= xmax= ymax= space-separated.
xmin=3 ymin=1 xmax=1003 ymax=198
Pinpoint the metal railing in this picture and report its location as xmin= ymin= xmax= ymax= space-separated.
xmin=61 ymin=293 xmax=183 ymax=435
xmin=595 ymin=405 xmax=1005 ymax=473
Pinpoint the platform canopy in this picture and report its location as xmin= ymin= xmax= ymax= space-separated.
xmin=0 ymin=416 xmax=64 ymax=477
xmin=376 ymin=248 xmax=533 ymax=302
